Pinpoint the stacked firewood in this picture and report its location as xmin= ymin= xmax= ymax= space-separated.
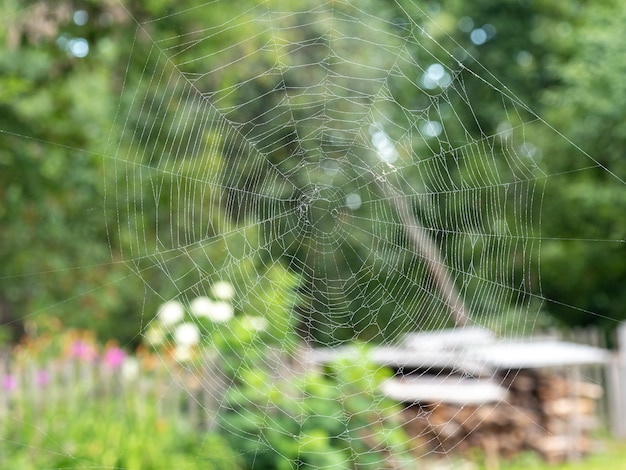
xmin=400 ymin=370 xmax=603 ymax=463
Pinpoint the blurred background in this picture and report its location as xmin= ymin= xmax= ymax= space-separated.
xmin=1 ymin=0 xmax=625 ymax=346
xmin=1 ymin=0 xmax=625 ymax=468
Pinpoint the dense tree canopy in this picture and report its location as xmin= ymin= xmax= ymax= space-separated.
xmin=1 ymin=0 xmax=624 ymax=345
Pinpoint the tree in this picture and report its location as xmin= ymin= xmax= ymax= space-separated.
xmin=536 ymin=0 xmax=626 ymax=329
xmin=3 ymin=0 xmax=623 ymax=347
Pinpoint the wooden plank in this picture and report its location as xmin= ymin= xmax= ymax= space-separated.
xmin=472 ymin=341 xmax=610 ymax=370
xmin=403 ymin=326 xmax=494 ymax=351
xmin=381 ymin=375 xmax=508 ymax=405
xmin=608 ymin=323 xmax=626 ymax=438
xmin=608 ymin=354 xmax=625 ymax=437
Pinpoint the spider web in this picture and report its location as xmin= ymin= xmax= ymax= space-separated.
xmin=1 ymin=0 xmax=623 ymax=468
xmin=119 ymin=1 xmax=544 ymax=337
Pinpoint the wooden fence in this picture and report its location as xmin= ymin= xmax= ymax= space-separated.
xmin=1 ymin=325 xmax=626 ymax=439
xmin=0 ymin=350 xmax=226 ymax=431
xmin=538 ymin=324 xmax=626 ymax=438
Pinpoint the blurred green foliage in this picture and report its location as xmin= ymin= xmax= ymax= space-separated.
xmin=0 ymin=0 xmax=624 ymax=346
xmin=2 ymin=255 xmax=413 ymax=470
xmin=0 ymin=328 xmax=242 ymax=469
xmin=2 ymin=393 xmax=240 ymax=469
xmin=219 ymin=349 xmax=416 ymax=469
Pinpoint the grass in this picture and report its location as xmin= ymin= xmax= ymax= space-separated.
xmin=470 ymin=437 xmax=626 ymax=470
xmin=0 ymin=392 xmax=241 ymax=469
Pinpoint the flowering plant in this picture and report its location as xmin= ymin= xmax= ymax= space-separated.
xmin=1 ymin=329 xmax=140 ymax=398
xmin=146 ymin=280 xmax=270 ymax=363
xmin=0 ymin=327 xmax=241 ymax=469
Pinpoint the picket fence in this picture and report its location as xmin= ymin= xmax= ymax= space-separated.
xmin=0 ymin=349 xmax=228 ymax=431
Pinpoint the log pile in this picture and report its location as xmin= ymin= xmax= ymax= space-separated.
xmin=400 ymin=370 xmax=603 ymax=463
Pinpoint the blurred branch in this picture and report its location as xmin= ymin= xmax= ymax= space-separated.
xmin=371 ymin=168 xmax=469 ymax=327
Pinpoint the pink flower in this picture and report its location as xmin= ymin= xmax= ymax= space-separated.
xmin=71 ymin=340 xmax=98 ymax=361
xmin=37 ymin=370 xmax=50 ymax=387
xmin=103 ymin=347 xmax=126 ymax=369
xmin=2 ymin=374 xmax=17 ymax=391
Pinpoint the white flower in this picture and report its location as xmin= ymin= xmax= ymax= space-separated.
xmin=121 ymin=357 xmax=139 ymax=381
xmin=173 ymin=345 xmax=194 ymax=362
xmin=211 ymin=281 xmax=235 ymax=300
xmin=173 ymin=322 xmax=200 ymax=347
xmin=208 ymin=301 xmax=234 ymax=323
xmin=157 ymin=300 xmax=184 ymax=327
xmin=145 ymin=324 xmax=165 ymax=346
xmin=244 ymin=316 xmax=268 ymax=332
xmin=190 ymin=296 xmax=215 ymax=318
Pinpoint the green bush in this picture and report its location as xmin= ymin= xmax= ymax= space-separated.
xmin=218 ymin=346 xmax=416 ymax=469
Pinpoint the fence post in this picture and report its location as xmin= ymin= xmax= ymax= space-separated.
xmin=608 ymin=323 xmax=626 ymax=437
